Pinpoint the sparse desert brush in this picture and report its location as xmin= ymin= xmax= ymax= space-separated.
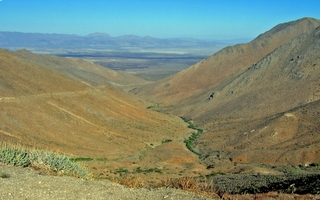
xmin=0 ymin=142 xmax=88 ymax=178
xmin=30 ymin=150 xmax=88 ymax=177
xmin=162 ymin=176 xmax=198 ymax=191
xmin=160 ymin=176 xmax=223 ymax=198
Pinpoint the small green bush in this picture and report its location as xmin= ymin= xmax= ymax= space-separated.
xmin=162 ymin=139 xmax=172 ymax=143
xmin=0 ymin=172 xmax=10 ymax=178
xmin=70 ymin=157 xmax=94 ymax=162
xmin=132 ymin=167 xmax=163 ymax=174
xmin=114 ymin=168 xmax=129 ymax=176
xmin=0 ymin=146 xmax=31 ymax=167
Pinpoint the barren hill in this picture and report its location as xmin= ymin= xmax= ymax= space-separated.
xmin=13 ymin=49 xmax=147 ymax=88
xmin=133 ymin=17 xmax=320 ymax=167
xmin=0 ymin=49 xmax=207 ymax=180
xmin=0 ymin=49 xmax=89 ymax=97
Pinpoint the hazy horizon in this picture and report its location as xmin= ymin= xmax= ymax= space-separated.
xmin=1 ymin=0 xmax=320 ymax=40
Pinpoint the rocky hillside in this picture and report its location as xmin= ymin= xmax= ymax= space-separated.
xmin=194 ymin=24 xmax=320 ymax=166
xmin=134 ymin=17 xmax=320 ymax=106
xmin=133 ymin=17 xmax=320 ymax=167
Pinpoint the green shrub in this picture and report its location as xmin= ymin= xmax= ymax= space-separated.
xmin=134 ymin=167 xmax=144 ymax=173
xmin=147 ymin=104 xmax=159 ymax=109
xmin=184 ymin=131 xmax=203 ymax=158
xmin=180 ymin=116 xmax=191 ymax=123
xmin=162 ymin=139 xmax=172 ymax=143
xmin=70 ymin=157 xmax=94 ymax=162
xmin=0 ymin=143 xmax=87 ymax=177
xmin=0 ymin=145 xmax=31 ymax=167
xmin=114 ymin=168 xmax=129 ymax=176
xmin=30 ymin=151 xmax=87 ymax=177
xmin=134 ymin=167 xmax=163 ymax=174
xmin=0 ymin=172 xmax=10 ymax=178
xmin=180 ymin=117 xmax=204 ymax=158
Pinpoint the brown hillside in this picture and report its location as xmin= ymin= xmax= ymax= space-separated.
xmin=0 ymin=49 xmax=89 ymax=97
xmin=0 ymin=49 xmax=207 ymax=180
xmin=133 ymin=17 xmax=320 ymax=168
xmin=192 ymin=24 xmax=320 ymax=166
xmin=134 ymin=17 xmax=320 ymax=106
xmin=14 ymin=49 xmax=147 ymax=88
xmin=192 ymin=25 xmax=320 ymax=123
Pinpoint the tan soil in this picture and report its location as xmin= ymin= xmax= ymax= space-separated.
xmin=0 ymin=165 xmax=215 ymax=200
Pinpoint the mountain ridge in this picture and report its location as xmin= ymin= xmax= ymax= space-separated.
xmin=0 ymin=31 xmax=221 ymax=49
xmin=133 ymin=17 xmax=320 ymax=106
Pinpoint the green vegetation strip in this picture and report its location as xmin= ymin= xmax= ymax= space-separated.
xmin=181 ymin=117 xmax=204 ymax=159
xmin=112 ymin=167 xmax=163 ymax=176
xmin=0 ymin=143 xmax=87 ymax=177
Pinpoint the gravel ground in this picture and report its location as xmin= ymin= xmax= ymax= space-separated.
xmin=0 ymin=166 xmax=216 ymax=200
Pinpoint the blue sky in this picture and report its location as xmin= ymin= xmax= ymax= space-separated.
xmin=1 ymin=0 xmax=320 ymax=40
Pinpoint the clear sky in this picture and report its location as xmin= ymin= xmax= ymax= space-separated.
xmin=1 ymin=0 xmax=320 ymax=40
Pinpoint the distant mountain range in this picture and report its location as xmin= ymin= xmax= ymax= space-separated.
xmin=0 ymin=31 xmax=223 ymax=49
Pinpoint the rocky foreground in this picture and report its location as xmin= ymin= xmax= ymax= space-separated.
xmin=0 ymin=165 xmax=214 ymax=200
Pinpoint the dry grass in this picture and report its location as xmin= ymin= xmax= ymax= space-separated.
xmin=116 ymin=176 xmax=145 ymax=188
xmin=161 ymin=176 xmax=199 ymax=191
xmin=160 ymin=176 xmax=220 ymax=199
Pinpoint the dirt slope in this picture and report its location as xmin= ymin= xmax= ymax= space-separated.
xmin=0 ymin=49 xmax=89 ymax=97
xmin=14 ymin=49 xmax=147 ymax=87
xmin=0 ymin=165 xmax=213 ymax=200
xmin=134 ymin=17 xmax=320 ymax=106
xmin=0 ymin=49 xmax=208 ymax=181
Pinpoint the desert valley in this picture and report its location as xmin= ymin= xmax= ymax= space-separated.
xmin=1 ymin=17 xmax=320 ymax=198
